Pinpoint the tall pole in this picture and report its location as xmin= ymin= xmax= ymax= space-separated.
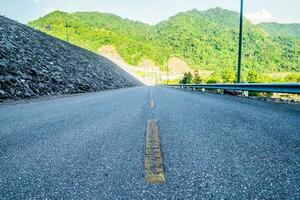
xmin=237 ymin=0 xmax=244 ymax=83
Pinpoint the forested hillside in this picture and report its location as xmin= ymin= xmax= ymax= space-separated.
xmin=258 ymin=22 xmax=300 ymax=38
xmin=28 ymin=8 xmax=300 ymax=79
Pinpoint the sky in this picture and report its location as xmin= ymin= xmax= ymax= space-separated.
xmin=1 ymin=0 xmax=300 ymax=25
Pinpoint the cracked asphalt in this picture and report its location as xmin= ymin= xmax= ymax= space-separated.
xmin=0 ymin=86 xmax=299 ymax=199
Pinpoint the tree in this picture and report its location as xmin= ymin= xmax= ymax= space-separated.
xmin=193 ymin=70 xmax=203 ymax=83
xmin=180 ymin=72 xmax=193 ymax=84
xmin=207 ymin=71 xmax=222 ymax=83
xmin=222 ymin=68 xmax=236 ymax=83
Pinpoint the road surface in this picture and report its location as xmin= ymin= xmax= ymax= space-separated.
xmin=0 ymin=86 xmax=299 ymax=199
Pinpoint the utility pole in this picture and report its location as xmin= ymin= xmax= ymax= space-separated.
xmin=237 ymin=0 xmax=244 ymax=83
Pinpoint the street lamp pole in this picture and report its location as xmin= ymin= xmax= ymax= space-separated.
xmin=237 ymin=0 xmax=244 ymax=83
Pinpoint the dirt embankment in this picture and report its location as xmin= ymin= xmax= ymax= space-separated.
xmin=98 ymin=45 xmax=196 ymax=84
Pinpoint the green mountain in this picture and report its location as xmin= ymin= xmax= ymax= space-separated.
xmin=28 ymin=8 xmax=300 ymax=74
xmin=258 ymin=22 xmax=300 ymax=38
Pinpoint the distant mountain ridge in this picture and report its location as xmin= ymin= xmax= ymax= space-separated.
xmin=28 ymin=8 xmax=300 ymax=73
xmin=258 ymin=22 xmax=300 ymax=38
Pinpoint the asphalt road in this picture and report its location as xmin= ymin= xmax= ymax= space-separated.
xmin=0 ymin=86 xmax=299 ymax=199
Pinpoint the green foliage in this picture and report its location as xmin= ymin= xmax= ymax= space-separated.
xmin=258 ymin=22 xmax=300 ymax=38
xmin=207 ymin=71 xmax=222 ymax=83
xmin=180 ymin=72 xmax=193 ymax=84
xmin=285 ymin=73 xmax=300 ymax=82
xmin=179 ymin=69 xmax=300 ymax=85
xmin=28 ymin=8 xmax=300 ymax=76
xmin=247 ymin=70 xmax=259 ymax=83
xmin=222 ymin=68 xmax=236 ymax=83
xmin=193 ymin=70 xmax=203 ymax=83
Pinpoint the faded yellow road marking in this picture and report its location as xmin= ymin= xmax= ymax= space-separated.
xmin=145 ymin=119 xmax=165 ymax=184
xmin=150 ymin=100 xmax=155 ymax=108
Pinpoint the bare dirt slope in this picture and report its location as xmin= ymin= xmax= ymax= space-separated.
xmin=99 ymin=45 xmax=195 ymax=84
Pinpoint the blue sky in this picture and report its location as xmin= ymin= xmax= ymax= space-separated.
xmin=1 ymin=0 xmax=300 ymax=24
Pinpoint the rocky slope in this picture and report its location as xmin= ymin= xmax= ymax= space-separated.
xmin=0 ymin=16 xmax=141 ymax=101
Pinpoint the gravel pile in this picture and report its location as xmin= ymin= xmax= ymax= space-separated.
xmin=0 ymin=16 xmax=141 ymax=100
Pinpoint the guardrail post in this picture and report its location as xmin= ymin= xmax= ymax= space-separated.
xmin=202 ymin=88 xmax=205 ymax=92
xmin=243 ymin=91 xmax=249 ymax=97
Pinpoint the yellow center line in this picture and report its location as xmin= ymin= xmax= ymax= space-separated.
xmin=144 ymin=119 xmax=165 ymax=184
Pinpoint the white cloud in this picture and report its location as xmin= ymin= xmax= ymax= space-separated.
xmin=245 ymin=9 xmax=275 ymax=24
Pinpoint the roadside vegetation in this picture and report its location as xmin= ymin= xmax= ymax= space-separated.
xmin=179 ymin=70 xmax=300 ymax=84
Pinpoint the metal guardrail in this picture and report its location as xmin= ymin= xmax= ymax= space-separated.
xmin=161 ymin=83 xmax=300 ymax=94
